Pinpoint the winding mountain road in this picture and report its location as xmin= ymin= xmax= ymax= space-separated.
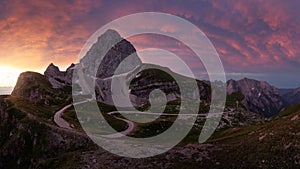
xmin=54 ymin=104 xmax=73 ymax=129
xmin=54 ymin=101 xmax=218 ymax=138
xmin=53 ymin=101 xmax=136 ymax=137
xmin=54 ymin=99 xmax=92 ymax=129
xmin=107 ymin=110 xmax=218 ymax=118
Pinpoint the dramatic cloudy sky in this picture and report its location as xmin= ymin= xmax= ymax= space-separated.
xmin=0 ymin=0 xmax=299 ymax=88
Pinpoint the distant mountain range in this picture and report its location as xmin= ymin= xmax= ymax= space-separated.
xmin=8 ymin=29 xmax=300 ymax=117
xmin=281 ymin=87 xmax=300 ymax=105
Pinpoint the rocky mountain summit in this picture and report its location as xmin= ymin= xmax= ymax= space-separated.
xmin=77 ymin=29 xmax=143 ymax=105
xmin=79 ymin=29 xmax=142 ymax=79
xmin=227 ymin=78 xmax=286 ymax=117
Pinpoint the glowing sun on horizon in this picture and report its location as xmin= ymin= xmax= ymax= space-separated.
xmin=0 ymin=66 xmax=23 ymax=87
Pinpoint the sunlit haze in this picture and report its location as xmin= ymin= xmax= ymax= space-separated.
xmin=0 ymin=66 xmax=24 ymax=87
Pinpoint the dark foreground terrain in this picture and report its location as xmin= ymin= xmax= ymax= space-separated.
xmin=1 ymin=93 xmax=300 ymax=168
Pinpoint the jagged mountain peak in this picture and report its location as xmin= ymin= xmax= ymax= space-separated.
xmin=45 ymin=63 xmax=62 ymax=76
xmin=44 ymin=63 xmax=74 ymax=88
xmin=96 ymin=29 xmax=122 ymax=42
xmin=80 ymin=29 xmax=124 ymax=64
xmin=78 ymin=29 xmax=142 ymax=79
xmin=48 ymin=62 xmax=58 ymax=68
xmin=45 ymin=63 xmax=74 ymax=74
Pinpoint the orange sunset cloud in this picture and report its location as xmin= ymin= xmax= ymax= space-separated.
xmin=0 ymin=0 xmax=299 ymax=87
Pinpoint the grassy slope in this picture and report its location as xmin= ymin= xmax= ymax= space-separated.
xmin=62 ymin=102 xmax=129 ymax=133
xmin=207 ymin=102 xmax=300 ymax=168
xmin=7 ymin=95 xmax=65 ymax=124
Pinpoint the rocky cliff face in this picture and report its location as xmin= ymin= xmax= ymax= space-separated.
xmin=227 ymin=78 xmax=286 ymax=117
xmin=283 ymin=87 xmax=300 ymax=105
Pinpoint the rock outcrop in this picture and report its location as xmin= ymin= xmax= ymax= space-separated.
xmin=11 ymin=72 xmax=70 ymax=105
